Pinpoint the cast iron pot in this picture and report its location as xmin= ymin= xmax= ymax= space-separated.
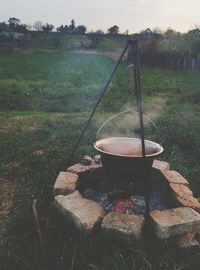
xmin=94 ymin=137 xmax=164 ymax=180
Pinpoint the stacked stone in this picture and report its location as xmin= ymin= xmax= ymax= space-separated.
xmin=151 ymin=162 xmax=200 ymax=250
xmin=54 ymin=156 xmax=105 ymax=233
xmin=53 ymin=156 xmax=200 ymax=250
xmin=53 ymin=155 xmax=145 ymax=243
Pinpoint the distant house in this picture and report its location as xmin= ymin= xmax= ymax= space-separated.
xmin=73 ymin=25 xmax=86 ymax=34
xmin=140 ymin=28 xmax=154 ymax=39
xmin=187 ymin=28 xmax=200 ymax=39
xmin=108 ymin=25 xmax=119 ymax=35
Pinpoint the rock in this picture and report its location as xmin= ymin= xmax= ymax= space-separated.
xmin=94 ymin=155 xmax=101 ymax=165
xmin=178 ymin=239 xmax=200 ymax=251
xmin=101 ymin=212 xmax=144 ymax=244
xmin=176 ymin=232 xmax=197 ymax=248
xmin=67 ymin=162 xmax=101 ymax=176
xmin=169 ymin=183 xmax=193 ymax=197
xmin=53 ymin=172 xmax=78 ymax=196
xmin=54 ymin=191 xmax=105 ymax=233
xmin=183 ymin=238 xmax=199 ymax=248
xmin=175 ymin=232 xmax=200 ymax=253
xmin=153 ymin=160 xmax=170 ymax=171
xmin=171 ymin=232 xmax=200 ymax=254
xmin=175 ymin=195 xmax=200 ymax=213
xmin=166 ymin=181 xmax=200 ymax=213
xmin=161 ymin=170 xmax=189 ymax=186
xmin=81 ymin=155 xmax=93 ymax=166
xmin=150 ymin=207 xmax=200 ymax=239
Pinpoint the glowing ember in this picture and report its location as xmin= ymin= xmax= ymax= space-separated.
xmin=82 ymin=188 xmax=145 ymax=216
xmin=115 ymin=198 xmax=134 ymax=214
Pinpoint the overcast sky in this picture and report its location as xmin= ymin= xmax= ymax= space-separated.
xmin=0 ymin=0 xmax=199 ymax=33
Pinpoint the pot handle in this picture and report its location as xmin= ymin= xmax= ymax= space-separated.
xmin=96 ymin=109 xmax=157 ymax=140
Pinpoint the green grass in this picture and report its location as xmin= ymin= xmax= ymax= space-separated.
xmin=0 ymin=51 xmax=114 ymax=112
xmin=1 ymin=51 xmax=200 ymax=270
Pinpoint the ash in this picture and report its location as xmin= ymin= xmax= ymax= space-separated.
xmin=80 ymin=169 xmax=178 ymax=217
xmin=83 ymin=187 xmax=146 ymax=217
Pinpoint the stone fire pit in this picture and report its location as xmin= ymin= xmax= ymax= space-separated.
xmin=53 ymin=156 xmax=200 ymax=249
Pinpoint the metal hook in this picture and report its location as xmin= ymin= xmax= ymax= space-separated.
xmin=127 ymin=64 xmax=135 ymax=69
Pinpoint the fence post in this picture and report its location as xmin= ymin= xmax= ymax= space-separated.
xmin=183 ymin=58 xmax=186 ymax=70
xmin=177 ymin=58 xmax=180 ymax=69
xmin=192 ymin=58 xmax=195 ymax=71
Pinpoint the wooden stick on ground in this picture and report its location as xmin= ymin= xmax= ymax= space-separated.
xmin=32 ymin=199 xmax=52 ymax=270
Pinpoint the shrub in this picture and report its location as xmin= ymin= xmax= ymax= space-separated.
xmin=97 ymin=38 xmax=119 ymax=52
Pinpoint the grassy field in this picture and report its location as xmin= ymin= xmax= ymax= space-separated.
xmin=0 ymin=50 xmax=200 ymax=270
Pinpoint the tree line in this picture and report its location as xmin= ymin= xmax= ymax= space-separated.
xmin=1 ymin=17 xmax=200 ymax=38
xmin=0 ymin=17 xmax=200 ymax=58
xmin=0 ymin=17 xmax=121 ymax=35
xmin=0 ymin=17 xmax=87 ymax=34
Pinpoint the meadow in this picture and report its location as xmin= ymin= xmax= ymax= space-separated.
xmin=0 ymin=50 xmax=200 ymax=270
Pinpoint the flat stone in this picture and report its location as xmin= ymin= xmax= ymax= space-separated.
xmin=167 ymin=182 xmax=200 ymax=213
xmin=150 ymin=207 xmax=200 ymax=239
xmin=161 ymin=170 xmax=189 ymax=185
xmin=169 ymin=183 xmax=193 ymax=197
xmin=81 ymin=155 xmax=93 ymax=166
xmin=54 ymin=191 xmax=105 ymax=233
xmin=153 ymin=160 xmax=170 ymax=171
xmin=175 ymin=195 xmax=200 ymax=213
xmin=67 ymin=162 xmax=101 ymax=176
xmin=101 ymin=212 xmax=144 ymax=244
xmin=53 ymin=172 xmax=78 ymax=196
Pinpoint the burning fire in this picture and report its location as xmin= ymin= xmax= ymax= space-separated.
xmin=83 ymin=188 xmax=145 ymax=216
xmin=115 ymin=198 xmax=134 ymax=214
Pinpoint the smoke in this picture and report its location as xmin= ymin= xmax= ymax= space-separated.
xmin=96 ymin=108 xmax=157 ymax=140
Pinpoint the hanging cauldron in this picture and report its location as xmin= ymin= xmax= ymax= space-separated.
xmin=94 ymin=137 xmax=163 ymax=179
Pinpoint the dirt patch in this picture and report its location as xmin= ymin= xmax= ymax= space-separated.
xmin=74 ymin=50 xmax=100 ymax=55
xmin=74 ymin=49 xmax=126 ymax=62
xmin=0 ymin=124 xmax=17 ymax=134
xmin=12 ymin=115 xmax=32 ymax=120
xmin=21 ymin=126 xmax=37 ymax=132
